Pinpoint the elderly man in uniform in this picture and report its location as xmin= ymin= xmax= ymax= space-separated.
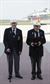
xmin=3 ymin=20 xmax=23 ymax=80
xmin=26 ymin=23 xmax=46 ymax=80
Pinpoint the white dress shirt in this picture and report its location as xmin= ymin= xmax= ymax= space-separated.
xmin=12 ymin=28 xmax=16 ymax=35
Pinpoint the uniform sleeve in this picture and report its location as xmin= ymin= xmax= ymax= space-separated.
xmin=26 ymin=31 xmax=31 ymax=46
xmin=40 ymin=31 xmax=46 ymax=45
xmin=3 ymin=29 xmax=9 ymax=49
xmin=18 ymin=31 xmax=23 ymax=52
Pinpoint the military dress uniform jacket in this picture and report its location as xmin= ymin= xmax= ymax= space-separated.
xmin=26 ymin=29 xmax=46 ymax=57
xmin=3 ymin=27 xmax=23 ymax=55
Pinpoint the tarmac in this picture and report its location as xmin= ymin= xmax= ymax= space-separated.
xmin=0 ymin=42 xmax=50 ymax=84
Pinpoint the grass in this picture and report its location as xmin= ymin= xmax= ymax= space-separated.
xmin=0 ymin=20 xmax=50 ymax=25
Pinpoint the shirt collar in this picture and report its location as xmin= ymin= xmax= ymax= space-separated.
xmin=12 ymin=28 xmax=16 ymax=31
xmin=34 ymin=29 xmax=39 ymax=32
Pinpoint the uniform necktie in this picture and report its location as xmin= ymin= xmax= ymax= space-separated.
xmin=13 ymin=29 xmax=15 ymax=35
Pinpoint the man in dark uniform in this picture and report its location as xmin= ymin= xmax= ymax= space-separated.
xmin=3 ymin=20 xmax=23 ymax=80
xmin=26 ymin=23 xmax=46 ymax=80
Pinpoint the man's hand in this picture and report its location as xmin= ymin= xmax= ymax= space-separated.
xmin=6 ymin=48 xmax=11 ymax=52
xmin=19 ymin=51 xmax=21 ymax=55
xmin=38 ymin=41 xmax=41 ymax=46
xmin=31 ymin=42 xmax=34 ymax=47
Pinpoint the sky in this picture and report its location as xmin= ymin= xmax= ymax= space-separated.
xmin=0 ymin=0 xmax=50 ymax=20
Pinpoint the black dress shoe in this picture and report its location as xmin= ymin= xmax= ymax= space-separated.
xmin=31 ymin=76 xmax=36 ymax=80
xmin=15 ymin=75 xmax=23 ymax=79
xmin=37 ymin=75 xmax=43 ymax=80
xmin=8 ymin=76 xmax=12 ymax=82
xmin=8 ymin=76 xmax=12 ymax=80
